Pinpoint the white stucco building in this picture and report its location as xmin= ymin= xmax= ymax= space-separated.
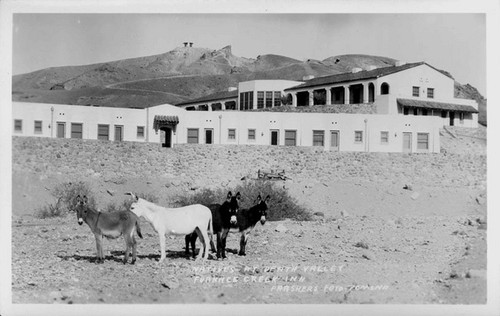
xmin=12 ymin=61 xmax=479 ymax=153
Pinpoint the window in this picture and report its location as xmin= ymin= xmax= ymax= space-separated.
xmin=228 ymin=129 xmax=236 ymax=140
xmin=34 ymin=120 xmax=42 ymax=133
xmin=274 ymin=91 xmax=281 ymax=107
xmin=417 ymin=133 xmax=429 ymax=151
xmin=257 ymin=91 xmax=264 ymax=109
xmin=422 ymin=109 xmax=428 ymax=116
xmin=381 ymin=131 xmax=389 ymax=143
xmin=14 ymin=119 xmax=22 ymax=132
xmin=312 ymin=130 xmax=324 ymax=146
xmin=413 ymin=108 xmax=418 ymax=116
xmin=187 ymin=128 xmax=199 ymax=144
xmin=441 ymin=111 xmax=447 ymax=118
xmin=265 ymin=91 xmax=273 ymax=108
xmin=239 ymin=93 xmax=244 ymax=110
xmin=137 ymin=126 xmax=145 ymax=138
xmin=248 ymin=129 xmax=256 ymax=140
xmin=412 ymin=86 xmax=420 ymax=97
xmin=403 ymin=107 xmax=409 ymax=115
xmin=355 ymin=131 xmax=363 ymax=143
xmin=240 ymin=92 xmax=253 ymax=110
xmin=71 ymin=123 xmax=83 ymax=139
xmin=285 ymin=130 xmax=297 ymax=146
xmin=427 ymin=88 xmax=434 ymax=98
xmin=97 ymin=124 xmax=109 ymax=140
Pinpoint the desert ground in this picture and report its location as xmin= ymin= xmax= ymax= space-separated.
xmin=10 ymin=126 xmax=486 ymax=304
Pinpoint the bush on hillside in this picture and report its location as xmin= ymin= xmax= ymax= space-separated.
xmin=174 ymin=180 xmax=312 ymax=221
xmin=35 ymin=181 xmax=96 ymax=218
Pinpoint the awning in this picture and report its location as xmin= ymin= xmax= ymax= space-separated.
xmin=153 ymin=115 xmax=179 ymax=131
xmin=397 ymin=98 xmax=478 ymax=113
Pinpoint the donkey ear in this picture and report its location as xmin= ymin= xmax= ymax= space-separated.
xmin=265 ymin=195 xmax=271 ymax=203
xmin=235 ymin=192 xmax=241 ymax=200
xmin=255 ymin=195 xmax=262 ymax=204
xmin=227 ymin=191 xmax=233 ymax=200
xmin=125 ymin=192 xmax=138 ymax=201
xmin=76 ymin=195 xmax=82 ymax=204
xmin=83 ymin=196 xmax=88 ymax=204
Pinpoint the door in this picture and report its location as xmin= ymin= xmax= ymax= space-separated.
xmin=114 ymin=125 xmax=123 ymax=141
xmin=403 ymin=132 xmax=412 ymax=153
xmin=160 ymin=128 xmax=172 ymax=147
xmin=205 ymin=129 xmax=213 ymax=144
xmin=270 ymin=130 xmax=279 ymax=145
xmin=449 ymin=112 xmax=455 ymax=126
xmin=56 ymin=122 xmax=65 ymax=138
xmin=330 ymin=130 xmax=340 ymax=151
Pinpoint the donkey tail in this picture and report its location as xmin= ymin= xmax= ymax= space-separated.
xmin=136 ymin=221 xmax=143 ymax=239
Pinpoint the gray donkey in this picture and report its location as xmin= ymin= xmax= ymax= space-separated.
xmin=75 ymin=195 xmax=143 ymax=264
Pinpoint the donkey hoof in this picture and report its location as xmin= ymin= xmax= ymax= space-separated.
xmin=238 ymin=252 xmax=246 ymax=256
xmin=131 ymin=260 xmax=136 ymax=265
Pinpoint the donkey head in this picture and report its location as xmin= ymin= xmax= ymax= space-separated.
xmin=75 ymin=195 xmax=89 ymax=225
xmin=226 ymin=191 xmax=241 ymax=225
xmin=125 ymin=192 xmax=143 ymax=217
xmin=255 ymin=194 xmax=271 ymax=225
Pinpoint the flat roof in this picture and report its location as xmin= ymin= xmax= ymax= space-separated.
xmin=176 ymin=90 xmax=238 ymax=106
xmin=397 ymin=98 xmax=478 ymax=113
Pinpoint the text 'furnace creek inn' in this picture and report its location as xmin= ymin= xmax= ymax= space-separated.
xmin=13 ymin=61 xmax=478 ymax=153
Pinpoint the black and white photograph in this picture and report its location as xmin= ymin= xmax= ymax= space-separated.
xmin=1 ymin=0 xmax=498 ymax=315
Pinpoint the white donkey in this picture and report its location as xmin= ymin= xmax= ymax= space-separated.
xmin=126 ymin=192 xmax=213 ymax=262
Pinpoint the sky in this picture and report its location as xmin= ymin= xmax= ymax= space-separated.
xmin=12 ymin=13 xmax=486 ymax=96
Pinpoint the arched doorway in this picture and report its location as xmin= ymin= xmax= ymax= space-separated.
xmin=381 ymin=82 xmax=390 ymax=95
xmin=368 ymin=83 xmax=375 ymax=102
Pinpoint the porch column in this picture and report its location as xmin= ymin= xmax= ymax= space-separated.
xmin=344 ymin=86 xmax=350 ymax=104
xmin=208 ymin=103 xmax=213 ymax=111
xmin=222 ymin=102 xmax=226 ymax=110
xmin=326 ymin=88 xmax=332 ymax=105
xmin=308 ymin=90 xmax=314 ymax=106
xmin=363 ymin=83 xmax=369 ymax=103
xmin=292 ymin=93 xmax=298 ymax=107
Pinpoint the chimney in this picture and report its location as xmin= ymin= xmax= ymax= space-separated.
xmin=183 ymin=42 xmax=188 ymax=47
xmin=302 ymin=75 xmax=315 ymax=81
xmin=351 ymin=67 xmax=362 ymax=73
xmin=227 ymin=87 xmax=237 ymax=92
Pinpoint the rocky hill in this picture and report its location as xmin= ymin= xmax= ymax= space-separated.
xmin=12 ymin=45 xmax=486 ymax=125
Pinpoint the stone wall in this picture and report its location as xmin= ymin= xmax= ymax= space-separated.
xmin=12 ymin=135 xmax=486 ymax=191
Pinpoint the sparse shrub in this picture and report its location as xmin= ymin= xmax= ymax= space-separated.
xmin=51 ymin=181 xmax=96 ymax=213
xmin=35 ymin=199 xmax=63 ymax=219
xmin=175 ymin=180 xmax=312 ymax=221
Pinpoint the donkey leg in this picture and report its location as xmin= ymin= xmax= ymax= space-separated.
xmin=184 ymin=235 xmax=191 ymax=257
xmin=131 ymin=235 xmax=137 ymax=264
xmin=194 ymin=227 xmax=206 ymax=261
xmin=158 ymin=233 xmax=167 ymax=263
xmin=210 ymin=236 xmax=217 ymax=253
xmin=123 ymin=235 xmax=131 ymax=264
xmin=95 ymin=234 xmax=104 ymax=263
xmin=221 ymin=229 xmax=229 ymax=259
xmin=216 ymin=232 xmax=222 ymax=259
xmin=238 ymin=232 xmax=247 ymax=256
xmin=190 ymin=234 xmax=197 ymax=259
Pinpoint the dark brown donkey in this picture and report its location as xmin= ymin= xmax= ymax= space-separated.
xmin=185 ymin=191 xmax=241 ymax=259
xmin=75 ymin=195 xmax=143 ymax=264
